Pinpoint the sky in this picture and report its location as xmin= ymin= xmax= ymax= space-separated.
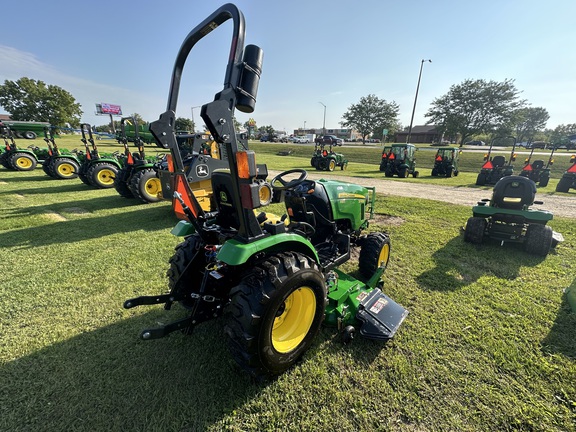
xmin=1 ymin=0 xmax=575 ymax=135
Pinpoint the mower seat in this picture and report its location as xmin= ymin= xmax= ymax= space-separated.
xmin=531 ymin=160 xmax=544 ymax=170
xmin=491 ymin=155 xmax=506 ymax=168
xmin=492 ymin=176 xmax=536 ymax=210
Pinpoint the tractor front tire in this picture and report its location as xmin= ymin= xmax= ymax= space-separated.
xmin=225 ymin=252 xmax=326 ymax=380
xmin=53 ymin=158 xmax=79 ymax=179
xmin=524 ymin=224 xmax=553 ymax=256
xmin=129 ymin=168 xmax=162 ymax=203
xmin=328 ymin=159 xmax=336 ymax=172
xmin=10 ymin=152 xmax=37 ymax=171
xmin=358 ymin=232 xmax=391 ymax=281
xmin=87 ymin=162 xmax=118 ymax=188
xmin=464 ymin=217 xmax=486 ymax=244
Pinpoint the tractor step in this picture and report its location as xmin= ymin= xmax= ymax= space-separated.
xmin=356 ymin=288 xmax=408 ymax=340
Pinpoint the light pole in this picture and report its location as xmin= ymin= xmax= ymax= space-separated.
xmin=319 ymin=102 xmax=326 ymax=135
xmin=406 ymin=59 xmax=431 ymax=143
xmin=191 ymin=105 xmax=201 ymax=132
xmin=304 ymin=121 xmax=306 ymax=133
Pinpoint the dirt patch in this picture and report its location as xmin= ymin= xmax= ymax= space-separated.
xmin=372 ymin=214 xmax=405 ymax=226
xmin=63 ymin=207 xmax=90 ymax=215
xmin=43 ymin=211 xmax=67 ymax=222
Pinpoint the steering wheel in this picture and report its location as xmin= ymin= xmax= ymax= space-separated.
xmin=270 ymin=168 xmax=308 ymax=190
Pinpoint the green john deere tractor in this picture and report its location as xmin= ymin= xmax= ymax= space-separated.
xmin=41 ymin=127 xmax=82 ymax=179
xmin=113 ymin=117 xmax=163 ymax=203
xmin=77 ymin=123 xmax=123 ymax=188
xmin=310 ymin=141 xmax=348 ymax=171
xmin=431 ymin=147 xmax=460 ymax=177
xmin=124 ymin=4 xmax=407 ymax=381
xmin=0 ymin=126 xmax=50 ymax=171
xmin=464 ymin=175 xmax=563 ymax=256
xmin=555 ymin=154 xmax=576 ymax=193
xmin=475 ymin=136 xmax=517 ymax=186
xmin=383 ymin=143 xmax=419 ymax=178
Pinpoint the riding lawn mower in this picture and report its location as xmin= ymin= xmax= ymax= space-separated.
xmin=124 ymin=3 xmax=408 ymax=381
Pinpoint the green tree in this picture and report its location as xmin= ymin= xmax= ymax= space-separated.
xmin=549 ymin=123 xmax=576 ymax=148
xmin=175 ymin=117 xmax=193 ymax=132
xmin=0 ymin=77 xmax=83 ymax=127
xmin=340 ymin=94 xmax=400 ymax=144
xmin=509 ymin=107 xmax=549 ymax=143
xmin=425 ymin=78 xmax=525 ymax=145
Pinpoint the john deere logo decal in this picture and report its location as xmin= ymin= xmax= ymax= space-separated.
xmin=196 ymin=164 xmax=209 ymax=177
xmin=220 ymin=191 xmax=228 ymax=203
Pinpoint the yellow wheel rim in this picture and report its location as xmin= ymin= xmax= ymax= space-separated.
xmin=57 ymin=162 xmax=75 ymax=177
xmin=17 ymin=157 xmax=33 ymax=169
xmin=378 ymin=243 xmax=390 ymax=268
xmin=329 ymin=160 xmax=336 ymax=171
xmin=272 ymin=287 xmax=316 ymax=353
xmin=144 ymin=177 xmax=161 ymax=197
xmin=97 ymin=169 xmax=115 ymax=185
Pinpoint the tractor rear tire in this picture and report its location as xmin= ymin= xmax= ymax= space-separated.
xmin=0 ymin=152 xmax=14 ymax=169
xmin=42 ymin=159 xmax=54 ymax=176
xmin=129 ymin=168 xmax=161 ymax=203
xmin=87 ymin=162 xmax=118 ymax=188
xmin=318 ymin=159 xmax=328 ymax=171
xmin=225 ymin=252 xmax=326 ymax=380
xmin=476 ymin=172 xmax=486 ymax=186
xmin=524 ymin=224 xmax=553 ymax=256
xmin=358 ymin=232 xmax=391 ymax=281
xmin=384 ymin=169 xmax=393 ymax=178
xmin=167 ymin=234 xmax=205 ymax=305
xmin=399 ymin=167 xmax=408 ymax=178
xmin=114 ymin=166 xmax=134 ymax=198
xmin=23 ymin=131 xmax=37 ymax=139
xmin=431 ymin=168 xmax=438 ymax=177
xmin=53 ymin=158 xmax=79 ymax=179
xmin=555 ymin=176 xmax=572 ymax=193
xmin=464 ymin=217 xmax=486 ymax=244
xmin=538 ymin=175 xmax=549 ymax=188
xmin=445 ymin=168 xmax=453 ymax=178
xmin=10 ymin=152 xmax=37 ymax=171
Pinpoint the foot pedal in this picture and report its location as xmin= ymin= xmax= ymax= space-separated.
xmin=356 ymin=288 xmax=408 ymax=340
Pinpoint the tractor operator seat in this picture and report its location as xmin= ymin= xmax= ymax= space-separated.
xmin=491 ymin=176 xmax=536 ymax=210
xmin=491 ymin=155 xmax=506 ymax=167
xmin=531 ymin=160 xmax=544 ymax=170
xmin=283 ymin=180 xmax=336 ymax=243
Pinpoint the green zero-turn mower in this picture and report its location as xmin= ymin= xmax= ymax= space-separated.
xmin=41 ymin=127 xmax=82 ymax=179
xmin=77 ymin=123 xmax=123 ymax=189
xmin=519 ymin=145 xmax=556 ymax=187
xmin=0 ymin=126 xmax=50 ymax=171
xmin=124 ymin=3 xmax=408 ymax=380
xmin=113 ymin=117 xmax=163 ymax=203
xmin=555 ymin=154 xmax=576 ymax=193
xmin=464 ymin=175 xmax=563 ymax=256
xmin=475 ymin=136 xmax=517 ymax=186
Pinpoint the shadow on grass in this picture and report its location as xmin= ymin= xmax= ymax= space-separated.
xmin=0 ymin=311 xmax=265 ymax=431
xmin=0 ymin=180 xmax=97 ymax=195
xmin=3 ymin=194 xmax=152 ymax=218
xmin=0 ymin=204 xmax=176 ymax=248
xmin=0 ymin=172 xmax=50 ymax=182
xmin=541 ymin=277 xmax=576 ymax=359
xmin=416 ymin=234 xmax=545 ymax=292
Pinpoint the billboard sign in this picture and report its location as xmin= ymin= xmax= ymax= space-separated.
xmin=96 ymin=103 xmax=122 ymax=115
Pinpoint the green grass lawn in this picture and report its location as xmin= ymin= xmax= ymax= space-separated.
xmin=1 ymin=154 xmax=575 ymax=431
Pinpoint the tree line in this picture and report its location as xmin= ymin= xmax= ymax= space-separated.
xmin=1 ymin=76 xmax=574 ymax=146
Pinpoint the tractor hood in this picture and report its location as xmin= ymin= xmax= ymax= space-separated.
xmin=317 ymin=178 xmax=369 ymax=230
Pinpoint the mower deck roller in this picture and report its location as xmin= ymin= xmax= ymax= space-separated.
xmin=124 ymin=3 xmax=407 ymax=380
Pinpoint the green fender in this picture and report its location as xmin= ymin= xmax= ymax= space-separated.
xmin=218 ymin=233 xmax=320 ymax=266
